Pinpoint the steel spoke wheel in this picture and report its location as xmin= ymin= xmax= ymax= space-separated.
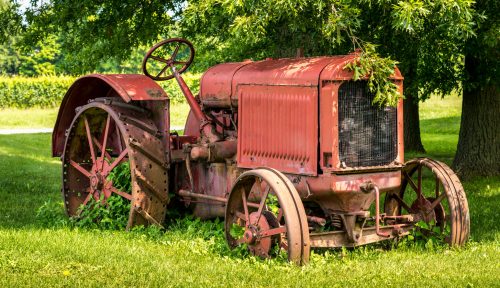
xmin=225 ymin=168 xmax=310 ymax=265
xmin=62 ymin=100 xmax=169 ymax=228
xmin=385 ymin=158 xmax=470 ymax=245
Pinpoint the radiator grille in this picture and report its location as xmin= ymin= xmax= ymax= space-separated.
xmin=338 ymin=81 xmax=397 ymax=167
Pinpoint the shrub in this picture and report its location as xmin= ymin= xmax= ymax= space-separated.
xmin=158 ymin=72 xmax=200 ymax=103
xmin=0 ymin=73 xmax=200 ymax=108
xmin=0 ymin=76 xmax=75 ymax=108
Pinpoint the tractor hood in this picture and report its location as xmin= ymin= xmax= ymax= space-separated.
xmin=199 ymin=55 xmax=403 ymax=108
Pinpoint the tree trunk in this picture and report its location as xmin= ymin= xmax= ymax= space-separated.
xmin=403 ymin=92 xmax=426 ymax=153
xmin=453 ymin=84 xmax=500 ymax=179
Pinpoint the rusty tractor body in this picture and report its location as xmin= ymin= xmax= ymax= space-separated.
xmin=53 ymin=38 xmax=470 ymax=264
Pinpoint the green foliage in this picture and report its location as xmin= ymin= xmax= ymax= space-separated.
xmin=6 ymin=0 xmax=481 ymax=108
xmin=395 ymin=220 xmax=450 ymax=250
xmin=17 ymin=35 xmax=61 ymax=77
xmin=354 ymin=0 xmax=476 ymax=101
xmin=266 ymin=193 xmax=280 ymax=216
xmin=0 ymin=0 xmax=22 ymax=44
xmin=0 ymin=73 xmax=199 ymax=108
xmin=22 ymin=0 xmax=178 ymax=74
xmin=37 ymin=162 xmax=133 ymax=231
xmin=106 ymin=162 xmax=132 ymax=194
xmin=36 ymin=199 xmax=69 ymax=228
xmin=74 ymin=195 xmax=131 ymax=230
xmin=0 ymin=36 xmax=21 ymax=75
xmin=74 ymin=162 xmax=132 ymax=230
xmin=344 ymin=44 xmax=402 ymax=107
xmin=0 ymin=76 xmax=75 ymax=108
xmin=167 ymin=216 xmax=250 ymax=258
xmin=158 ymin=72 xmax=200 ymax=104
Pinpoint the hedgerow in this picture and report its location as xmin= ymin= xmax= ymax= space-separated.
xmin=0 ymin=76 xmax=75 ymax=108
xmin=0 ymin=73 xmax=199 ymax=108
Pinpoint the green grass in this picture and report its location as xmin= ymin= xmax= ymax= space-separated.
xmin=170 ymin=102 xmax=190 ymax=128
xmin=0 ymin=108 xmax=59 ymax=129
xmin=0 ymin=104 xmax=190 ymax=130
xmin=0 ymin=95 xmax=499 ymax=287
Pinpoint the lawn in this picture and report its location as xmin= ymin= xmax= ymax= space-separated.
xmin=0 ymin=95 xmax=498 ymax=287
xmin=0 ymin=102 xmax=190 ymax=130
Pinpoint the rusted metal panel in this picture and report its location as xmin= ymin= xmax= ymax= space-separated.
xmin=233 ymin=57 xmax=338 ymax=86
xmin=52 ymin=74 xmax=168 ymax=157
xmin=199 ymin=57 xmax=348 ymax=109
xmin=290 ymin=170 xmax=401 ymax=213
xmin=237 ymin=85 xmax=318 ymax=175
xmin=309 ymin=224 xmax=411 ymax=248
xmin=199 ymin=62 xmax=253 ymax=107
xmin=94 ymin=74 xmax=168 ymax=101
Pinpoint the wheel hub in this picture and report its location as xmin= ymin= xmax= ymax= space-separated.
xmin=90 ymin=175 xmax=100 ymax=190
xmin=243 ymin=229 xmax=257 ymax=244
xmin=411 ymin=196 xmax=436 ymax=223
xmin=244 ymin=212 xmax=278 ymax=258
xmin=89 ymin=160 xmax=111 ymax=193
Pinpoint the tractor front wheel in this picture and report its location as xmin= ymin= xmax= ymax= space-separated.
xmin=225 ymin=168 xmax=310 ymax=265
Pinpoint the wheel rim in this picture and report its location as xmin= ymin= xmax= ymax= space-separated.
xmin=62 ymin=101 xmax=170 ymax=228
xmin=225 ymin=169 xmax=309 ymax=264
xmin=385 ymin=158 xmax=470 ymax=245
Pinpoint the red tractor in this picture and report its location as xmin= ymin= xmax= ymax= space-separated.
xmin=52 ymin=38 xmax=469 ymax=264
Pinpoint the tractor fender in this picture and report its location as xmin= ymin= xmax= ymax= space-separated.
xmin=52 ymin=74 xmax=168 ymax=157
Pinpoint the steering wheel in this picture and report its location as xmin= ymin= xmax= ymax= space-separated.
xmin=142 ymin=38 xmax=195 ymax=81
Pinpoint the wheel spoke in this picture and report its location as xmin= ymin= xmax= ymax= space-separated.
xmin=171 ymin=44 xmax=181 ymax=61
xmin=276 ymin=208 xmax=284 ymax=222
xmin=403 ymin=170 xmax=419 ymax=195
xmin=241 ymin=189 xmax=250 ymax=227
xmin=104 ymin=148 xmax=128 ymax=175
xmin=254 ymin=186 xmax=270 ymax=225
xmin=390 ymin=192 xmax=413 ymax=213
xmin=429 ymin=192 xmax=447 ymax=210
xmin=156 ymin=65 xmax=169 ymax=78
xmin=259 ymin=226 xmax=286 ymax=238
xmin=108 ymin=186 xmax=133 ymax=201
xmin=69 ymin=160 xmax=92 ymax=178
xmin=84 ymin=116 xmax=96 ymax=164
xmin=100 ymin=115 xmax=111 ymax=170
xmin=92 ymin=136 xmax=112 ymax=161
xmin=150 ymin=55 xmax=169 ymax=63
xmin=82 ymin=191 xmax=93 ymax=206
xmin=280 ymin=240 xmax=288 ymax=250
xmin=235 ymin=211 xmax=246 ymax=221
xmin=173 ymin=61 xmax=187 ymax=65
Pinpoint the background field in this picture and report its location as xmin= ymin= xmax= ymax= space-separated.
xmin=0 ymin=95 xmax=498 ymax=287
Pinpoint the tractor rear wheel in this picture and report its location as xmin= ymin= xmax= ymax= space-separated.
xmin=225 ymin=168 xmax=310 ymax=265
xmin=61 ymin=100 xmax=169 ymax=228
xmin=385 ymin=158 xmax=470 ymax=245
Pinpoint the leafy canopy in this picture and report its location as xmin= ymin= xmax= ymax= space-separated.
xmin=3 ymin=0 xmax=479 ymax=105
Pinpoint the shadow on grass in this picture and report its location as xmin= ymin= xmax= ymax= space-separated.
xmin=0 ymin=134 xmax=61 ymax=229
